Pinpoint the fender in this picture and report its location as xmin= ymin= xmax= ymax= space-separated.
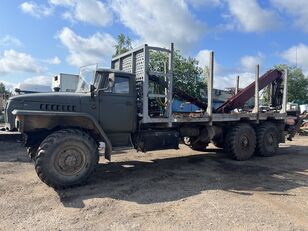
xmin=12 ymin=109 xmax=112 ymax=160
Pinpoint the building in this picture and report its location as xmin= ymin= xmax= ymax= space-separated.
xmin=52 ymin=73 xmax=79 ymax=92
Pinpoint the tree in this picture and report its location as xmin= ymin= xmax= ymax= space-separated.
xmin=113 ymin=33 xmax=132 ymax=57
xmin=262 ymin=86 xmax=271 ymax=105
xmin=0 ymin=82 xmax=6 ymax=94
xmin=277 ymin=65 xmax=308 ymax=104
xmin=262 ymin=65 xmax=308 ymax=105
xmin=113 ymin=34 xmax=206 ymax=99
xmin=148 ymin=50 xmax=205 ymax=99
xmin=174 ymin=52 xmax=206 ymax=99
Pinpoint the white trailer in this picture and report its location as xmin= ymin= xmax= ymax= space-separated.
xmin=52 ymin=73 xmax=79 ymax=92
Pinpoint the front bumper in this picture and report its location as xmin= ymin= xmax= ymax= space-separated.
xmin=0 ymin=130 xmax=23 ymax=142
xmin=4 ymin=99 xmax=21 ymax=131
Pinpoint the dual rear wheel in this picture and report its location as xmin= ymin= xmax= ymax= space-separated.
xmin=256 ymin=122 xmax=279 ymax=157
xmin=225 ymin=122 xmax=279 ymax=161
xmin=34 ymin=124 xmax=279 ymax=188
xmin=187 ymin=122 xmax=280 ymax=161
xmin=225 ymin=124 xmax=256 ymax=161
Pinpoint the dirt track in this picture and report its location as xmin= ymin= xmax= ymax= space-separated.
xmin=0 ymin=136 xmax=307 ymax=231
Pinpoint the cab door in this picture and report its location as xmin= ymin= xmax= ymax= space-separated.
xmin=98 ymin=73 xmax=136 ymax=135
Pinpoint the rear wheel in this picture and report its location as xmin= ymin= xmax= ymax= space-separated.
xmin=35 ymin=129 xmax=99 ymax=189
xmin=225 ymin=124 xmax=256 ymax=161
xmin=256 ymin=122 xmax=279 ymax=157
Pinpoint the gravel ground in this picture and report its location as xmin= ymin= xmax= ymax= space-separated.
xmin=0 ymin=136 xmax=307 ymax=231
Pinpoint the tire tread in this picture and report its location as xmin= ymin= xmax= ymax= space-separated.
xmin=256 ymin=122 xmax=279 ymax=157
xmin=225 ymin=124 xmax=256 ymax=161
xmin=35 ymin=129 xmax=99 ymax=189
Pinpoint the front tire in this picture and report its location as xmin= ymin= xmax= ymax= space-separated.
xmin=35 ymin=129 xmax=99 ymax=189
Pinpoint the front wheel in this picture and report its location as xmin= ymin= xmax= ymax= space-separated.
xmin=35 ymin=129 xmax=99 ymax=189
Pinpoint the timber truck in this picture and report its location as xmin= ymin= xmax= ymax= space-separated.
xmin=1 ymin=44 xmax=292 ymax=188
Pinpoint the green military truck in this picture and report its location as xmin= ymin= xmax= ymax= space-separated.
xmin=1 ymin=44 xmax=290 ymax=188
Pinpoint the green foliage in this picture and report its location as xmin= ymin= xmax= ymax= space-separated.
xmin=263 ymin=65 xmax=308 ymax=105
xmin=262 ymin=86 xmax=271 ymax=105
xmin=0 ymin=82 xmax=6 ymax=94
xmin=113 ymin=33 xmax=132 ymax=57
xmin=149 ymin=50 xmax=205 ymax=99
xmin=275 ymin=65 xmax=308 ymax=104
xmin=113 ymin=34 xmax=206 ymax=99
xmin=173 ymin=51 xmax=206 ymax=99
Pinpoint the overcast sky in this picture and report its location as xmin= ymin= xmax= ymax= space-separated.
xmin=0 ymin=0 xmax=308 ymax=91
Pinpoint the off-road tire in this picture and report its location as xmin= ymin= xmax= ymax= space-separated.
xmin=256 ymin=122 xmax=279 ymax=157
xmin=225 ymin=124 xmax=256 ymax=161
xmin=35 ymin=129 xmax=99 ymax=189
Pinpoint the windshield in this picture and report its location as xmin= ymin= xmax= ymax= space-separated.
xmin=76 ymin=64 xmax=98 ymax=93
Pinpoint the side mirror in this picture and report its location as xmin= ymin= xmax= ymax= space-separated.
xmin=108 ymin=73 xmax=115 ymax=88
xmin=90 ymin=84 xmax=96 ymax=98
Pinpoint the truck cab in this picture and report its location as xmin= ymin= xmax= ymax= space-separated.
xmin=5 ymin=68 xmax=136 ymax=151
xmin=2 ymin=68 xmax=141 ymax=188
xmin=91 ymin=69 xmax=137 ymax=147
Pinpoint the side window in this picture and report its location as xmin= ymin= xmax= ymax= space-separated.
xmin=113 ymin=77 xmax=129 ymax=94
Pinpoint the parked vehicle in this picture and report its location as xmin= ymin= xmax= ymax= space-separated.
xmin=1 ymin=44 xmax=291 ymax=188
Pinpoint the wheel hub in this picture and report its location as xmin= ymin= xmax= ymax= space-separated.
xmin=65 ymin=154 xmax=77 ymax=167
xmin=241 ymin=136 xmax=249 ymax=148
xmin=267 ymin=134 xmax=274 ymax=145
xmin=56 ymin=148 xmax=86 ymax=176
